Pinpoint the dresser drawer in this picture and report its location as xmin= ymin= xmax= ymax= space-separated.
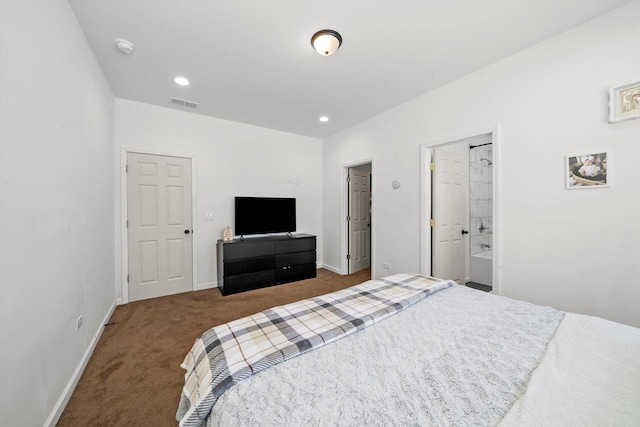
xmin=276 ymin=251 xmax=316 ymax=268
xmin=224 ymin=270 xmax=276 ymax=295
xmin=224 ymin=241 xmax=275 ymax=260
xmin=276 ymin=263 xmax=316 ymax=284
xmin=224 ymin=255 xmax=275 ymax=276
xmin=276 ymin=237 xmax=316 ymax=254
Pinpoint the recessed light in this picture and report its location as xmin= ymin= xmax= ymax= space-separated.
xmin=174 ymin=76 xmax=190 ymax=86
xmin=319 ymin=116 xmax=329 ymax=122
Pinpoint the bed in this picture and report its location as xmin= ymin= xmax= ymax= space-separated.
xmin=176 ymin=274 xmax=640 ymax=427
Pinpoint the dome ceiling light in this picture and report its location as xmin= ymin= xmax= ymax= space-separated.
xmin=115 ymin=38 xmax=135 ymax=54
xmin=311 ymin=30 xmax=342 ymax=56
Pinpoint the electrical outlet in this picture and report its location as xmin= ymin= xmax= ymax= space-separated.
xmin=76 ymin=315 xmax=83 ymax=331
xmin=383 ymin=262 xmax=391 ymax=270
xmin=204 ymin=212 xmax=214 ymax=221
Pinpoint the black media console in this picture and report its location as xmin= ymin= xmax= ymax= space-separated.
xmin=217 ymin=234 xmax=317 ymax=296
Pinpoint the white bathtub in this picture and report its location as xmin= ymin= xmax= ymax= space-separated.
xmin=470 ymin=250 xmax=492 ymax=286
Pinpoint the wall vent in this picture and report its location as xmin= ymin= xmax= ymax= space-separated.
xmin=170 ymin=97 xmax=199 ymax=109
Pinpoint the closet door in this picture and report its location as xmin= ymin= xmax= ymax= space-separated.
xmin=127 ymin=152 xmax=192 ymax=301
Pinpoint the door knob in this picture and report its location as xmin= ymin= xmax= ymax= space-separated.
xmin=184 ymin=229 xmax=190 ymax=234
xmin=461 ymin=230 xmax=469 ymax=235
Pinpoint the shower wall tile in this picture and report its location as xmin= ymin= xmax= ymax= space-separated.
xmin=470 ymin=217 xmax=483 ymax=236
xmin=482 ymin=165 xmax=491 ymax=183
xmin=469 ymin=163 xmax=481 ymax=180
xmin=470 ymin=181 xmax=483 ymax=200
xmin=469 ymin=144 xmax=493 ymax=256
xmin=469 ymin=199 xmax=482 ymax=216
xmin=471 ymin=234 xmax=492 ymax=255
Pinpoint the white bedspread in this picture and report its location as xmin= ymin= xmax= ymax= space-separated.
xmin=499 ymin=312 xmax=640 ymax=427
xmin=205 ymin=284 xmax=565 ymax=427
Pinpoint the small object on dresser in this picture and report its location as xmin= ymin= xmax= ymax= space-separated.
xmin=223 ymin=226 xmax=233 ymax=242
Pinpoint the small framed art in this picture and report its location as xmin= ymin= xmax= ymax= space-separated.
xmin=609 ymin=80 xmax=640 ymax=123
xmin=566 ymin=152 xmax=608 ymax=189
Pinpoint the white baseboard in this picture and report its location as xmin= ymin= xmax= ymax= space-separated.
xmin=321 ymin=264 xmax=342 ymax=275
xmin=116 ymin=298 xmax=123 ymax=305
xmin=197 ymin=281 xmax=218 ymax=291
xmin=45 ymin=300 xmax=117 ymax=427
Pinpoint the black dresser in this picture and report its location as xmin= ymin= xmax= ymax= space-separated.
xmin=217 ymin=234 xmax=317 ymax=296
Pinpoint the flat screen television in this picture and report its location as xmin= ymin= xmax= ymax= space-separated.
xmin=234 ymin=197 xmax=296 ymax=236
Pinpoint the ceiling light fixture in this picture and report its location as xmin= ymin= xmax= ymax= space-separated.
xmin=311 ymin=30 xmax=342 ymax=56
xmin=319 ymin=116 xmax=329 ymax=122
xmin=174 ymin=76 xmax=190 ymax=86
xmin=115 ymin=38 xmax=135 ymax=55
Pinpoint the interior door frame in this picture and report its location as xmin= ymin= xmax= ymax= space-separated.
xmin=341 ymin=157 xmax=375 ymax=278
xmin=420 ymin=125 xmax=501 ymax=294
xmin=119 ymin=147 xmax=198 ymax=304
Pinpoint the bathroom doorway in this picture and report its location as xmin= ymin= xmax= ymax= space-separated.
xmin=467 ymin=138 xmax=493 ymax=291
xmin=421 ymin=127 xmax=498 ymax=293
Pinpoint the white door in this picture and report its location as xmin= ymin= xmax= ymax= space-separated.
xmin=348 ymin=167 xmax=371 ymax=274
xmin=127 ymin=152 xmax=193 ymax=301
xmin=431 ymin=149 xmax=466 ymax=284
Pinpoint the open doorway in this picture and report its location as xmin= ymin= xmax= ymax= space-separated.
xmin=346 ymin=162 xmax=372 ymax=278
xmin=420 ymin=127 xmax=499 ymax=294
xmin=467 ymin=140 xmax=493 ymax=291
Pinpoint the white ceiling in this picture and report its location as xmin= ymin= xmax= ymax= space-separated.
xmin=69 ymin=0 xmax=629 ymax=139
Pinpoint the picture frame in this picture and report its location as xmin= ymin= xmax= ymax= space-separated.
xmin=566 ymin=152 xmax=608 ymax=189
xmin=609 ymin=80 xmax=640 ymax=123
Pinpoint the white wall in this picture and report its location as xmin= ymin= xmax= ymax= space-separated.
xmin=115 ymin=99 xmax=323 ymax=300
xmin=323 ymin=1 xmax=640 ymax=327
xmin=0 ymin=1 xmax=115 ymax=426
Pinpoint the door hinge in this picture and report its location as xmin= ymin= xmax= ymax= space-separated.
xmin=347 ymin=175 xmax=351 ymax=183
xmin=126 ymin=164 xmax=128 ymax=173
xmin=429 ymin=218 xmax=435 ymax=227
xmin=126 ymin=219 xmax=128 ymax=228
xmin=430 ymin=162 xmax=435 ymax=171
xmin=347 ymin=254 xmax=351 ymax=260
xmin=346 ymin=215 xmax=351 ymax=221
xmin=127 ymin=274 xmax=129 ymax=283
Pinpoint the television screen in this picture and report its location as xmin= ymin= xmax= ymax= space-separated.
xmin=235 ymin=197 xmax=296 ymax=236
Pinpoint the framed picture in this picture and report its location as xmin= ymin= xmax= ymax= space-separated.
xmin=609 ymin=80 xmax=640 ymax=123
xmin=566 ymin=152 xmax=608 ymax=189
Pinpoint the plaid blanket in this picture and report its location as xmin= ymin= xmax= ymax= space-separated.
xmin=176 ymin=273 xmax=455 ymax=427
